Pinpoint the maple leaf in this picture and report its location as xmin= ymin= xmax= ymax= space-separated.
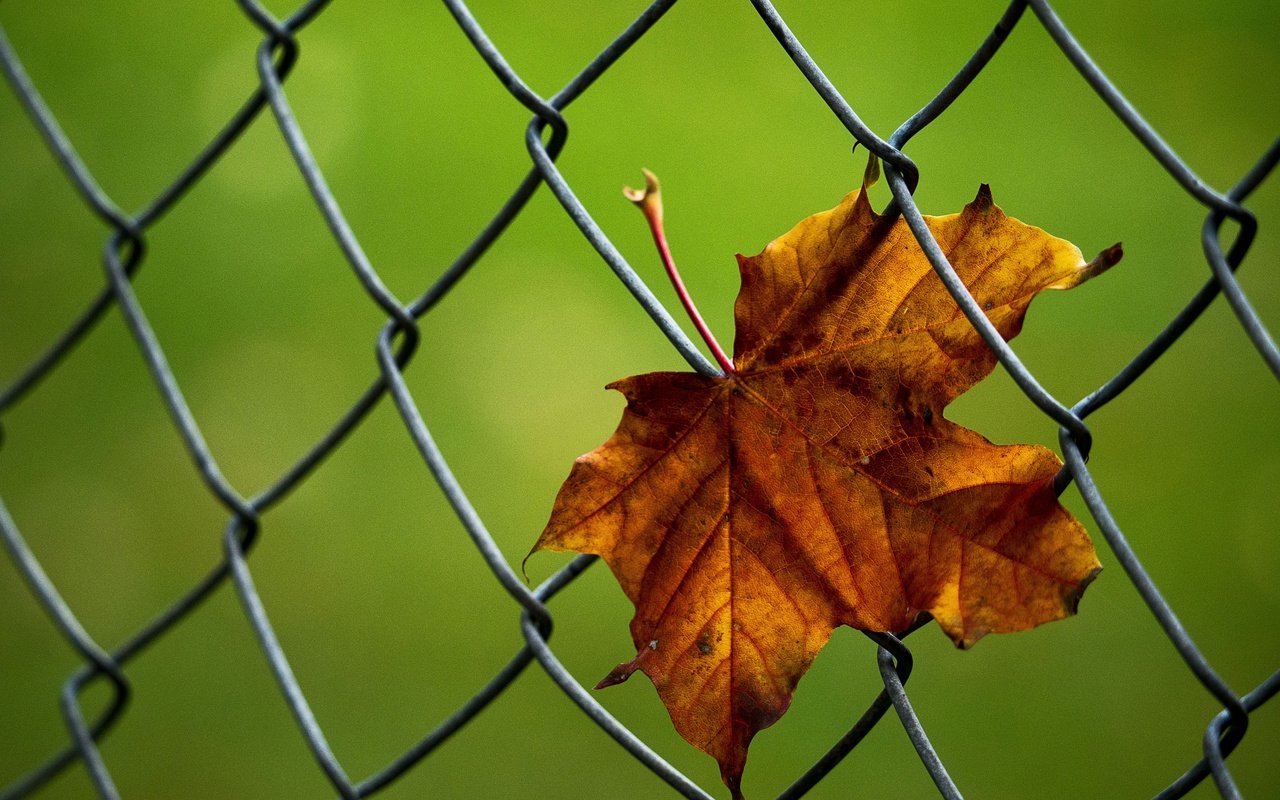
xmin=534 ymin=181 xmax=1119 ymax=798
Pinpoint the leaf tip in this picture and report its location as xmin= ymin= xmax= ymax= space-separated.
xmin=953 ymin=626 xmax=989 ymax=650
xmin=1064 ymin=564 xmax=1102 ymax=614
xmin=972 ymin=183 xmax=995 ymax=212
xmin=721 ymin=756 xmax=748 ymax=800
xmin=1049 ymin=241 xmax=1124 ymax=290
xmin=1094 ymin=241 xmax=1124 ymax=272
xmin=727 ymin=778 xmax=745 ymax=800
xmin=603 ymin=377 xmax=633 ymax=395
xmin=596 ymin=652 xmax=645 ymax=689
xmin=861 ymin=150 xmax=881 ymax=189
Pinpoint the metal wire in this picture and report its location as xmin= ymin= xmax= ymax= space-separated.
xmin=1 ymin=1 xmax=1275 ymax=798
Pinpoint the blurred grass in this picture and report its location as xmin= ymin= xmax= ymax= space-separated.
xmin=1 ymin=1 xmax=1277 ymax=798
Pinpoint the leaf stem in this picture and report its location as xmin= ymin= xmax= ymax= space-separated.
xmin=625 ymin=169 xmax=735 ymax=375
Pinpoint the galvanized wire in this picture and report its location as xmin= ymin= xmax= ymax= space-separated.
xmin=1 ymin=1 xmax=1276 ymax=798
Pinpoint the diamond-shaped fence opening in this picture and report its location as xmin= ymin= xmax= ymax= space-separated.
xmin=1 ymin=1 xmax=1277 ymax=798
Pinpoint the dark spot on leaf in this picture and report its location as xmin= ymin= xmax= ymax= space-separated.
xmin=830 ymin=364 xmax=872 ymax=394
xmin=799 ymin=329 xmax=824 ymax=351
xmin=763 ymin=334 xmax=797 ymax=363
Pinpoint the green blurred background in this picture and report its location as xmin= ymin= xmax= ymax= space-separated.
xmin=1 ymin=1 xmax=1277 ymax=798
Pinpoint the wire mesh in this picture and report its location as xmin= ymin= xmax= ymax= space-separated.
xmin=1 ymin=1 xmax=1276 ymax=798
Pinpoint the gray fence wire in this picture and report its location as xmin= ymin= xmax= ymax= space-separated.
xmin=1 ymin=1 xmax=1277 ymax=798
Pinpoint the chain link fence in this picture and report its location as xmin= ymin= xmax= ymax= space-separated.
xmin=1 ymin=1 xmax=1277 ymax=797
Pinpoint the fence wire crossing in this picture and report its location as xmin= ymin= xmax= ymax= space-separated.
xmin=1 ymin=1 xmax=1277 ymax=798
